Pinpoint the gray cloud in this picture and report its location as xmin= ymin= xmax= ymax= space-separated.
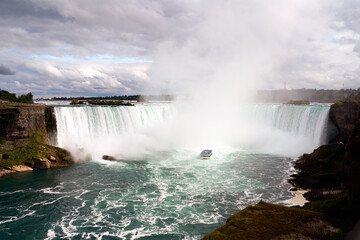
xmin=0 ymin=0 xmax=359 ymax=97
xmin=0 ymin=64 xmax=15 ymax=75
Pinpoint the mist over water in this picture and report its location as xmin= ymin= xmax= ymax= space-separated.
xmin=54 ymin=103 xmax=330 ymax=160
xmin=142 ymin=0 xmax=332 ymax=158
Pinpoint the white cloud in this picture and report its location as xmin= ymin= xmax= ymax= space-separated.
xmin=0 ymin=0 xmax=359 ymax=96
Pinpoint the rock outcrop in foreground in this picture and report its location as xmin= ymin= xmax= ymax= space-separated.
xmin=0 ymin=102 xmax=73 ymax=177
xmin=203 ymin=201 xmax=338 ymax=240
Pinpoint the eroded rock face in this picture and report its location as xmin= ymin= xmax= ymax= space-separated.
xmin=0 ymin=105 xmax=57 ymax=144
xmin=45 ymin=107 xmax=57 ymax=145
xmin=343 ymin=121 xmax=360 ymax=221
xmin=330 ymin=102 xmax=360 ymax=143
xmin=34 ymin=158 xmax=51 ymax=169
xmin=0 ymin=107 xmax=46 ymax=140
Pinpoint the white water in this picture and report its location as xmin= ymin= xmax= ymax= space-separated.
xmin=54 ymin=103 xmax=331 ymax=160
xmin=54 ymin=103 xmax=173 ymax=160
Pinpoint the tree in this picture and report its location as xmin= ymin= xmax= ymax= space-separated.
xmin=17 ymin=92 xmax=34 ymax=103
xmin=0 ymin=89 xmax=17 ymax=102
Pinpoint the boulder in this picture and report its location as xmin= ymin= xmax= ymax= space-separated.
xmin=0 ymin=169 xmax=16 ymax=177
xmin=34 ymin=158 xmax=51 ymax=169
xmin=10 ymin=165 xmax=33 ymax=172
xmin=102 ymin=155 xmax=116 ymax=161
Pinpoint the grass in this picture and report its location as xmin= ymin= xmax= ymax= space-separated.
xmin=0 ymin=131 xmax=43 ymax=168
xmin=304 ymin=192 xmax=353 ymax=240
xmin=292 ymin=143 xmax=345 ymax=189
xmin=0 ymin=131 xmax=71 ymax=169
xmin=202 ymin=201 xmax=337 ymax=240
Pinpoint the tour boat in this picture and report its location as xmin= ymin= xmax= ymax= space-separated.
xmin=200 ymin=149 xmax=213 ymax=158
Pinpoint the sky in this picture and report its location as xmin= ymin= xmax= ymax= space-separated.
xmin=0 ymin=0 xmax=359 ymax=97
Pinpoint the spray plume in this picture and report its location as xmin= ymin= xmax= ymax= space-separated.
xmin=56 ymin=0 xmax=333 ymax=160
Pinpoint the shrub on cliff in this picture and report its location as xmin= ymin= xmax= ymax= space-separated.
xmin=286 ymin=100 xmax=310 ymax=105
xmin=17 ymin=92 xmax=34 ymax=103
xmin=70 ymin=98 xmax=79 ymax=105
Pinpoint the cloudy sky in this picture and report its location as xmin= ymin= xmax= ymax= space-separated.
xmin=0 ymin=0 xmax=359 ymax=97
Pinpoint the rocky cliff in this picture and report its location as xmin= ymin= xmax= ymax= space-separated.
xmin=343 ymin=121 xmax=360 ymax=223
xmin=0 ymin=102 xmax=72 ymax=176
xmin=330 ymin=101 xmax=360 ymax=143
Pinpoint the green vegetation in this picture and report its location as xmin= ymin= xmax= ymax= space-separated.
xmin=333 ymin=100 xmax=360 ymax=108
xmin=304 ymin=192 xmax=352 ymax=240
xmin=0 ymin=131 xmax=71 ymax=169
xmin=291 ymin=143 xmax=345 ymax=189
xmin=0 ymin=89 xmax=33 ymax=104
xmin=87 ymin=100 xmax=134 ymax=106
xmin=286 ymin=100 xmax=310 ymax=105
xmin=202 ymin=201 xmax=337 ymax=240
xmin=0 ymin=133 xmax=43 ymax=168
xmin=70 ymin=98 xmax=79 ymax=105
xmin=52 ymin=94 xmax=173 ymax=102
xmin=69 ymin=99 xmax=134 ymax=106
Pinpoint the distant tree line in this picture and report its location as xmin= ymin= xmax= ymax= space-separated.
xmin=256 ymin=88 xmax=360 ymax=103
xmin=51 ymin=94 xmax=174 ymax=102
xmin=0 ymin=89 xmax=34 ymax=104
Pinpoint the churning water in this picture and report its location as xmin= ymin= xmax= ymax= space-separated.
xmin=0 ymin=103 xmax=332 ymax=239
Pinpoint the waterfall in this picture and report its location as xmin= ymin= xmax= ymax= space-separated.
xmin=54 ymin=104 xmax=173 ymax=160
xmin=250 ymin=104 xmax=331 ymax=146
xmin=53 ymin=103 xmax=332 ymax=159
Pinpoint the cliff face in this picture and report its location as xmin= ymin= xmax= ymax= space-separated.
xmin=329 ymin=101 xmax=360 ymax=221
xmin=0 ymin=105 xmax=57 ymax=144
xmin=0 ymin=103 xmax=72 ymax=176
xmin=330 ymin=102 xmax=360 ymax=143
xmin=0 ymin=106 xmax=46 ymax=140
xmin=343 ymin=122 xmax=360 ymax=221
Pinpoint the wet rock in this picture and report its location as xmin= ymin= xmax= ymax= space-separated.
xmin=0 ymin=169 xmax=16 ymax=177
xmin=102 ymin=155 xmax=116 ymax=161
xmin=34 ymin=158 xmax=51 ymax=169
xmin=10 ymin=165 xmax=33 ymax=172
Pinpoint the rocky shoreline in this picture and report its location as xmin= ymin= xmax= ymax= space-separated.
xmin=203 ymin=101 xmax=360 ymax=240
xmin=0 ymin=101 xmax=73 ymax=177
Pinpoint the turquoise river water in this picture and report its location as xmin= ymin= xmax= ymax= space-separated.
xmin=0 ymin=103 xmax=332 ymax=239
